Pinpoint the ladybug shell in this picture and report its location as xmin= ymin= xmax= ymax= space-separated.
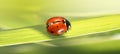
xmin=46 ymin=17 xmax=70 ymax=35
xmin=47 ymin=22 xmax=67 ymax=35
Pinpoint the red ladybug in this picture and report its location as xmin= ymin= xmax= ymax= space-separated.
xmin=46 ymin=17 xmax=71 ymax=35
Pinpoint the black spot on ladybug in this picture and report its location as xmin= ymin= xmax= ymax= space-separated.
xmin=62 ymin=20 xmax=66 ymax=24
xmin=51 ymin=31 xmax=54 ymax=33
xmin=57 ymin=26 xmax=58 ymax=28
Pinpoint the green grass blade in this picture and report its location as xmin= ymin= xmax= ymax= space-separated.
xmin=0 ymin=15 xmax=120 ymax=47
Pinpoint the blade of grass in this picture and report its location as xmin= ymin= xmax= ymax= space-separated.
xmin=0 ymin=15 xmax=120 ymax=47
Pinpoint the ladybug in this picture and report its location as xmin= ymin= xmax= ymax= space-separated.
xmin=46 ymin=17 xmax=71 ymax=35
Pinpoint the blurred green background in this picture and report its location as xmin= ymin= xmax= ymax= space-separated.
xmin=0 ymin=0 xmax=120 ymax=29
xmin=0 ymin=0 xmax=120 ymax=54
